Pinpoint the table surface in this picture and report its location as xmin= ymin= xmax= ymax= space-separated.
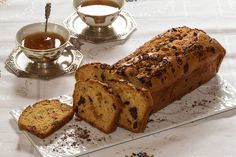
xmin=1 ymin=0 xmax=236 ymax=157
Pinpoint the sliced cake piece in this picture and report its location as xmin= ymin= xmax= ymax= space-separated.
xmin=18 ymin=99 xmax=74 ymax=139
xmin=73 ymin=79 xmax=122 ymax=133
xmin=107 ymin=80 xmax=153 ymax=133
xmin=75 ymin=63 xmax=124 ymax=82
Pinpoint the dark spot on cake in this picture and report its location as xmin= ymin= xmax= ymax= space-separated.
xmin=189 ymin=86 xmax=193 ymax=91
xmin=198 ymin=81 xmax=202 ymax=86
xmin=146 ymin=79 xmax=152 ymax=87
xmin=161 ymin=78 xmax=164 ymax=83
xmin=142 ymin=54 xmax=149 ymax=60
xmin=172 ymin=45 xmax=177 ymax=50
xmin=52 ymin=121 xmax=59 ymax=126
xmin=133 ymin=122 xmax=138 ymax=129
xmin=78 ymin=96 xmax=85 ymax=105
xmin=88 ymin=96 xmax=92 ymax=102
xmin=206 ymin=46 xmax=215 ymax=54
xmin=124 ymin=101 xmax=130 ymax=105
xmin=171 ymin=68 xmax=175 ymax=74
xmin=172 ymin=28 xmax=177 ymax=32
xmin=100 ymin=64 xmax=109 ymax=69
xmin=155 ymin=70 xmax=162 ymax=78
xmin=74 ymin=106 xmax=78 ymax=113
xmin=112 ymin=104 xmax=116 ymax=110
xmin=162 ymin=58 xmax=170 ymax=66
xmin=169 ymin=37 xmax=175 ymax=42
xmin=185 ymin=78 xmax=188 ymax=82
xmin=183 ymin=47 xmax=188 ymax=55
xmin=155 ymin=45 xmax=160 ymax=51
xmin=193 ymin=32 xmax=197 ymax=36
xmin=183 ymin=63 xmax=189 ymax=73
xmin=101 ymin=73 xmax=105 ymax=81
xmin=129 ymin=107 xmax=138 ymax=119
xmin=176 ymin=57 xmax=182 ymax=65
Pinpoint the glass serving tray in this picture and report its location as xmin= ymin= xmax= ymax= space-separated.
xmin=10 ymin=75 xmax=236 ymax=157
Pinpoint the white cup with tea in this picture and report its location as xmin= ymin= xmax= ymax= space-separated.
xmin=73 ymin=0 xmax=125 ymax=28
xmin=16 ymin=22 xmax=70 ymax=63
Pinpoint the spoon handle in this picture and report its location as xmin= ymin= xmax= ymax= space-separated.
xmin=45 ymin=3 xmax=51 ymax=35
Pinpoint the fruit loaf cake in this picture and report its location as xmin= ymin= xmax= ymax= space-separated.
xmin=73 ymin=79 xmax=122 ymax=133
xmin=113 ymin=26 xmax=226 ymax=112
xmin=18 ymin=99 xmax=74 ymax=139
xmin=107 ymin=80 xmax=153 ymax=132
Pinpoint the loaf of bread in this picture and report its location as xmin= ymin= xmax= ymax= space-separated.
xmin=74 ymin=26 xmax=225 ymax=133
xmin=107 ymin=80 xmax=153 ymax=132
xmin=18 ymin=99 xmax=74 ymax=138
xmin=113 ymin=26 xmax=226 ymax=112
xmin=73 ymin=79 xmax=122 ymax=133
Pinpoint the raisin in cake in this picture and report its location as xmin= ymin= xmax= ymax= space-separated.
xmin=18 ymin=99 xmax=74 ymax=139
xmin=107 ymin=80 xmax=153 ymax=132
xmin=113 ymin=26 xmax=226 ymax=112
xmin=73 ymin=79 xmax=122 ymax=133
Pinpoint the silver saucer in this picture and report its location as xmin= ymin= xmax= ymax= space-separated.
xmin=5 ymin=45 xmax=83 ymax=80
xmin=63 ymin=11 xmax=137 ymax=44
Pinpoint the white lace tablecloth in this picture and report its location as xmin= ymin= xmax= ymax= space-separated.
xmin=1 ymin=0 xmax=236 ymax=157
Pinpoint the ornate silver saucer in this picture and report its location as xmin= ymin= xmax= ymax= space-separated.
xmin=5 ymin=44 xmax=83 ymax=80
xmin=63 ymin=11 xmax=137 ymax=44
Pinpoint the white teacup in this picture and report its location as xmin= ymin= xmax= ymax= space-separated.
xmin=73 ymin=0 xmax=125 ymax=28
xmin=16 ymin=23 xmax=70 ymax=63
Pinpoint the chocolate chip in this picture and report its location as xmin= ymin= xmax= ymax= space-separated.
xmin=112 ymin=104 xmax=116 ymax=110
xmin=171 ymin=68 xmax=175 ymax=74
xmin=100 ymin=64 xmax=109 ymax=69
xmin=193 ymin=32 xmax=197 ymax=36
xmin=78 ymin=96 xmax=85 ymax=105
xmin=169 ymin=37 xmax=175 ymax=42
xmin=155 ymin=70 xmax=162 ymax=78
xmin=172 ymin=28 xmax=177 ymax=32
xmin=52 ymin=121 xmax=59 ymax=126
xmin=101 ymin=73 xmax=105 ymax=81
xmin=142 ymin=54 xmax=149 ymax=60
xmin=124 ymin=101 xmax=130 ymax=105
xmin=74 ymin=105 xmax=78 ymax=113
xmin=129 ymin=107 xmax=138 ymax=119
xmin=183 ymin=63 xmax=189 ymax=73
xmin=176 ymin=57 xmax=182 ymax=65
xmin=172 ymin=45 xmax=177 ymax=50
xmin=88 ymin=96 xmax=92 ymax=102
xmin=206 ymin=46 xmax=215 ymax=54
xmin=133 ymin=122 xmax=138 ymax=129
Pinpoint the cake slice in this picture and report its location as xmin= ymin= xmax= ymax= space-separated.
xmin=73 ymin=79 xmax=122 ymax=133
xmin=107 ymin=80 xmax=153 ymax=132
xmin=75 ymin=63 xmax=124 ymax=82
xmin=18 ymin=99 xmax=74 ymax=139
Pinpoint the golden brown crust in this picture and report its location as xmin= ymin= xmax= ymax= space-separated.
xmin=18 ymin=99 xmax=74 ymax=139
xmin=75 ymin=63 xmax=125 ymax=82
xmin=113 ymin=26 xmax=226 ymax=111
xmin=113 ymin=26 xmax=225 ymax=89
xmin=73 ymin=79 xmax=123 ymax=133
